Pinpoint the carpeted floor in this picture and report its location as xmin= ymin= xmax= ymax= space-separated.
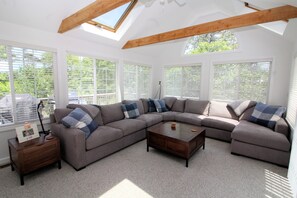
xmin=0 ymin=138 xmax=293 ymax=198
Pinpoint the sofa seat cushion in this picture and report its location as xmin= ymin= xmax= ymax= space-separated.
xmin=175 ymin=113 xmax=205 ymax=126
xmin=106 ymin=119 xmax=146 ymax=136
xmin=137 ymin=113 xmax=162 ymax=127
xmin=160 ymin=111 xmax=181 ymax=121
xmin=232 ymin=120 xmax=290 ymax=152
xmin=202 ymin=116 xmax=239 ymax=132
xmin=86 ymin=126 xmax=123 ymax=150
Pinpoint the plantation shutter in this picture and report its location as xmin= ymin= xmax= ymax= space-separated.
xmin=286 ymin=57 xmax=297 ymax=127
xmin=10 ymin=47 xmax=55 ymax=123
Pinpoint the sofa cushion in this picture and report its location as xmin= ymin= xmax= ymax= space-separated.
xmin=163 ymin=97 xmax=177 ymax=110
xmin=209 ymin=101 xmax=238 ymax=120
xmin=122 ymin=100 xmax=144 ymax=115
xmin=171 ymin=99 xmax=185 ymax=112
xmin=148 ymin=98 xmax=157 ymax=112
xmin=175 ymin=113 xmax=205 ymax=126
xmin=249 ymin=102 xmax=286 ymax=130
xmin=62 ymin=108 xmax=98 ymax=138
xmin=184 ymin=99 xmax=209 ymax=115
xmin=100 ymin=103 xmax=124 ymax=124
xmin=160 ymin=111 xmax=181 ymax=121
xmin=202 ymin=116 xmax=239 ymax=132
xmin=121 ymin=103 xmax=140 ymax=119
xmin=227 ymin=100 xmax=257 ymax=117
xmin=137 ymin=113 xmax=163 ymax=127
xmin=154 ymin=99 xmax=168 ymax=112
xmin=86 ymin=126 xmax=123 ymax=150
xmin=140 ymin=98 xmax=149 ymax=113
xmin=232 ymin=120 xmax=290 ymax=152
xmin=106 ymin=119 xmax=146 ymax=136
xmin=239 ymin=106 xmax=255 ymax=121
xmin=54 ymin=108 xmax=73 ymax=123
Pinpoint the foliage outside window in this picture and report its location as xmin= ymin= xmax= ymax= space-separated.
xmin=184 ymin=30 xmax=238 ymax=55
xmin=164 ymin=65 xmax=201 ymax=99
xmin=67 ymin=54 xmax=117 ymax=105
xmin=0 ymin=44 xmax=55 ymax=126
xmin=123 ymin=63 xmax=152 ymax=100
xmin=211 ymin=61 xmax=271 ymax=102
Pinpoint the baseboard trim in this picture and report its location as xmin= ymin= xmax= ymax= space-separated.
xmin=0 ymin=157 xmax=10 ymax=167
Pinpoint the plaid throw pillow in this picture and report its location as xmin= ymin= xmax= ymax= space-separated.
xmin=249 ymin=102 xmax=286 ymax=129
xmin=148 ymin=98 xmax=156 ymax=112
xmin=121 ymin=103 xmax=140 ymax=119
xmin=62 ymin=108 xmax=98 ymax=138
xmin=154 ymin=99 xmax=168 ymax=113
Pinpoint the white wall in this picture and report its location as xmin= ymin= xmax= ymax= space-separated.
xmin=0 ymin=21 xmax=158 ymax=165
xmin=156 ymin=27 xmax=293 ymax=106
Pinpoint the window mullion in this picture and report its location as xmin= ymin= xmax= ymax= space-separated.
xmin=7 ymin=46 xmax=17 ymax=124
xmin=93 ymin=58 xmax=97 ymax=104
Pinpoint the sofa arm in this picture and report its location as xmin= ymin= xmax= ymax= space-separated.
xmin=274 ymin=118 xmax=289 ymax=138
xmin=51 ymin=123 xmax=86 ymax=170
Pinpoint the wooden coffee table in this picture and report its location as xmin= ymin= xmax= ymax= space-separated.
xmin=147 ymin=122 xmax=205 ymax=167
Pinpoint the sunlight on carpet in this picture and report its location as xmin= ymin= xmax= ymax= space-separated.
xmin=99 ymin=179 xmax=153 ymax=198
xmin=265 ymin=169 xmax=293 ymax=198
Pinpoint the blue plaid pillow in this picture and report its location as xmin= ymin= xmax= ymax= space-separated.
xmin=249 ymin=102 xmax=286 ymax=129
xmin=154 ymin=99 xmax=168 ymax=113
xmin=148 ymin=98 xmax=156 ymax=112
xmin=62 ymin=108 xmax=98 ymax=138
xmin=121 ymin=103 xmax=140 ymax=119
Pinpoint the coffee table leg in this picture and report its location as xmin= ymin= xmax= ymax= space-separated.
xmin=58 ymin=160 xmax=61 ymax=169
xmin=186 ymin=159 xmax=188 ymax=168
xmin=203 ymin=143 xmax=205 ymax=150
xmin=147 ymin=145 xmax=149 ymax=152
xmin=20 ymin=174 xmax=24 ymax=185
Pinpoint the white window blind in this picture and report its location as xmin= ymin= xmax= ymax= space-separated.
xmin=211 ymin=61 xmax=271 ymax=102
xmin=164 ymin=65 xmax=201 ymax=99
xmin=67 ymin=54 xmax=117 ymax=105
xmin=286 ymin=57 xmax=297 ymax=127
xmin=123 ymin=63 xmax=152 ymax=100
xmin=0 ymin=44 xmax=55 ymax=126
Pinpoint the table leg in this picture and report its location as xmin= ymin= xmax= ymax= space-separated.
xmin=186 ymin=159 xmax=188 ymax=168
xmin=203 ymin=142 xmax=205 ymax=150
xmin=20 ymin=174 xmax=24 ymax=185
xmin=58 ymin=160 xmax=61 ymax=169
xmin=147 ymin=145 xmax=149 ymax=152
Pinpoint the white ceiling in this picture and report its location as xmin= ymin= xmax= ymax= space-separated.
xmin=0 ymin=0 xmax=296 ymax=51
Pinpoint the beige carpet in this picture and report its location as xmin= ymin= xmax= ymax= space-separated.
xmin=0 ymin=138 xmax=293 ymax=198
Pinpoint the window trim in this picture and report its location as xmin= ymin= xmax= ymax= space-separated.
xmin=209 ymin=58 xmax=273 ymax=103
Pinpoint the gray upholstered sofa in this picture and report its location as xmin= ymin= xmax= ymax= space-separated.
xmin=50 ymin=97 xmax=291 ymax=170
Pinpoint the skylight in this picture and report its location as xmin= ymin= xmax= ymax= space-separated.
xmin=88 ymin=0 xmax=137 ymax=33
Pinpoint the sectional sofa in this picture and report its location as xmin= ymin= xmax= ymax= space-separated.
xmin=50 ymin=97 xmax=291 ymax=170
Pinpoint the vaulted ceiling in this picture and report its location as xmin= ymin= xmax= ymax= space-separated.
xmin=0 ymin=0 xmax=296 ymax=53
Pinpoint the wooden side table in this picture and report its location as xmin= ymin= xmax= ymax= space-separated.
xmin=8 ymin=134 xmax=61 ymax=185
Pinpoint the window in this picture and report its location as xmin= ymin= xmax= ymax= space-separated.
xmin=184 ymin=30 xmax=238 ymax=55
xmin=286 ymin=57 xmax=297 ymax=127
xmin=87 ymin=0 xmax=137 ymax=32
xmin=164 ymin=65 xmax=201 ymax=99
xmin=211 ymin=61 xmax=271 ymax=102
xmin=0 ymin=44 xmax=55 ymax=126
xmin=67 ymin=54 xmax=117 ymax=105
xmin=123 ymin=63 xmax=152 ymax=100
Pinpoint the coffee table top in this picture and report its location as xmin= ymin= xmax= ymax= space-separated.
xmin=147 ymin=122 xmax=205 ymax=142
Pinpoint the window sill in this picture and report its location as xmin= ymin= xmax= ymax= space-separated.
xmin=0 ymin=119 xmax=51 ymax=134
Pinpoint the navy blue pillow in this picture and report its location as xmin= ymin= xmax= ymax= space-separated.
xmin=148 ymin=98 xmax=156 ymax=112
xmin=62 ymin=108 xmax=98 ymax=138
xmin=121 ymin=103 xmax=140 ymax=119
xmin=249 ymin=102 xmax=286 ymax=129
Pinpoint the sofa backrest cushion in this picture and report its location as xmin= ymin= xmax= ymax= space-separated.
xmin=54 ymin=108 xmax=73 ymax=123
xmin=163 ymin=97 xmax=177 ymax=110
xmin=154 ymin=99 xmax=168 ymax=112
xmin=171 ymin=99 xmax=185 ymax=112
xmin=227 ymin=100 xmax=257 ymax=117
xmin=122 ymin=100 xmax=144 ymax=115
xmin=99 ymin=103 xmax=124 ymax=124
xmin=140 ymin=98 xmax=149 ymax=113
xmin=184 ymin=99 xmax=209 ymax=115
xmin=209 ymin=101 xmax=238 ymax=120
xmin=67 ymin=104 xmax=104 ymax=126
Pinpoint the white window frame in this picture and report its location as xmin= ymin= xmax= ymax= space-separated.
xmin=163 ymin=64 xmax=202 ymax=99
xmin=286 ymin=56 xmax=297 ymax=128
xmin=210 ymin=59 xmax=272 ymax=103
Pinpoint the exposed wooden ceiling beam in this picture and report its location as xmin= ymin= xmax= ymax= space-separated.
xmin=58 ymin=0 xmax=132 ymax=33
xmin=122 ymin=5 xmax=297 ymax=49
